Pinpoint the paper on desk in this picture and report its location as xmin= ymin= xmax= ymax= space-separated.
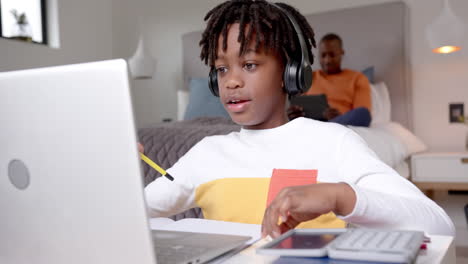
xmin=149 ymin=218 xmax=261 ymax=245
xmin=267 ymin=169 xmax=317 ymax=206
xmin=148 ymin=217 xmax=175 ymax=228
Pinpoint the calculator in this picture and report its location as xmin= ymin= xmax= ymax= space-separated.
xmin=257 ymin=228 xmax=425 ymax=263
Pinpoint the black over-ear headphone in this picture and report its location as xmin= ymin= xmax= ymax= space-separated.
xmin=208 ymin=3 xmax=313 ymax=97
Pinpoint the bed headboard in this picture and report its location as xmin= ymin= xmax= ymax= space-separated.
xmin=182 ymin=2 xmax=412 ymax=129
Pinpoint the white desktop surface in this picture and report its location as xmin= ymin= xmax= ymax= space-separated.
xmin=150 ymin=218 xmax=455 ymax=264
xmin=224 ymin=234 xmax=456 ymax=264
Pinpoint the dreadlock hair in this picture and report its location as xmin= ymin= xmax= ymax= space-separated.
xmin=199 ymin=0 xmax=316 ymax=68
xmin=320 ymin=33 xmax=343 ymax=48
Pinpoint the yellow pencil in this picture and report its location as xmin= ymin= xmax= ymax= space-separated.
xmin=140 ymin=152 xmax=174 ymax=181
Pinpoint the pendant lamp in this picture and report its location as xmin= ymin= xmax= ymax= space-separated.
xmin=426 ymin=0 xmax=465 ymax=54
xmin=128 ymin=33 xmax=156 ymax=79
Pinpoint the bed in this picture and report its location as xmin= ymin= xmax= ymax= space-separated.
xmin=138 ymin=2 xmax=426 ymax=220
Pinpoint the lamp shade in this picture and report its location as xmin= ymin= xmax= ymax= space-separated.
xmin=426 ymin=0 xmax=465 ymax=54
xmin=128 ymin=34 xmax=156 ymax=79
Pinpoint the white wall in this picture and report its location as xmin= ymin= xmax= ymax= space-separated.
xmin=111 ymin=0 xmax=397 ymax=127
xmin=112 ymin=0 xmax=223 ymax=127
xmin=2 ymin=0 xmax=466 ymax=151
xmin=114 ymin=0 xmax=468 ymax=151
xmin=405 ymin=0 xmax=468 ymax=152
xmin=0 ymin=0 xmax=114 ymax=71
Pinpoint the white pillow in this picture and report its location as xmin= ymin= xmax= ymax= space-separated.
xmin=351 ymin=125 xmax=407 ymax=168
xmin=350 ymin=122 xmax=427 ymax=168
xmin=382 ymin=122 xmax=427 ymax=155
xmin=370 ymin=82 xmax=391 ymax=125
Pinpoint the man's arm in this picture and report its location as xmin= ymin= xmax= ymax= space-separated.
xmin=352 ymin=73 xmax=372 ymax=112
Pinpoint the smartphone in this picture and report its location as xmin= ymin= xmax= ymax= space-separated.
xmin=257 ymin=229 xmax=346 ymax=257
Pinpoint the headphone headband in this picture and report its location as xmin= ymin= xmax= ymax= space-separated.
xmin=270 ymin=3 xmax=311 ymax=68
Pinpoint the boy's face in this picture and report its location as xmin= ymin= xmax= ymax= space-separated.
xmin=214 ymin=23 xmax=288 ymax=130
xmin=319 ymin=39 xmax=344 ymax=74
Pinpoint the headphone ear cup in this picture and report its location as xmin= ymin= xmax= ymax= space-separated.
xmin=283 ymin=61 xmax=292 ymax=95
xmin=299 ymin=63 xmax=313 ymax=94
xmin=208 ymin=69 xmax=219 ymax=97
xmin=283 ymin=60 xmax=301 ymax=96
xmin=284 ymin=59 xmax=313 ymax=96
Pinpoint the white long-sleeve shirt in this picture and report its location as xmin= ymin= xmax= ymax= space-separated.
xmin=145 ymin=117 xmax=455 ymax=236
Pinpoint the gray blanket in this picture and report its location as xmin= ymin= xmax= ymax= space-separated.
xmin=138 ymin=117 xmax=240 ymax=220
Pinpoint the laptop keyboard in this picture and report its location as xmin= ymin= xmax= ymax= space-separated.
xmin=155 ymin=243 xmax=206 ymax=264
xmin=152 ymin=230 xmax=251 ymax=264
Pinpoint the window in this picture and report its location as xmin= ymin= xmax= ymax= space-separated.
xmin=0 ymin=0 xmax=47 ymax=44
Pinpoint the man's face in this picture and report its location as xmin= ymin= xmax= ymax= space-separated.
xmin=214 ymin=23 xmax=288 ymax=130
xmin=319 ymin=39 xmax=344 ymax=74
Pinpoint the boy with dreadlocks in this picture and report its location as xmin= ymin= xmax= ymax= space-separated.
xmin=145 ymin=0 xmax=454 ymax=238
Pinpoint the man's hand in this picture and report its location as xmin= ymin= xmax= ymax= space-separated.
xmin=287 ymin=105 xmax=305 ymax=120
xmin=261 ymin=183 xmax=356 ymax=238
xmin=138 ymin=142 xmax=144 ymax=153
xmin=323 ymin=107 xmax=341 ymax=120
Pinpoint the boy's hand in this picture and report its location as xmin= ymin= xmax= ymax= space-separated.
xmin=261 ymin=183 xmax=356 ymax=238
xmin=138 ymin=142 xmax=144 ymax=153
xmin=323 ymin=107 xmax=341 ymax=120
xmin=287 ymin=105 xmax=305 ymax=120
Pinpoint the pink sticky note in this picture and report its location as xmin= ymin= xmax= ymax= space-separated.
xmin=266 ymin=169 xmax=317 ymax=207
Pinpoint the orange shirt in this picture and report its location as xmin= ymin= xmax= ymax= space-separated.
xmin=304 ymin=69 xmax=371 ymax=114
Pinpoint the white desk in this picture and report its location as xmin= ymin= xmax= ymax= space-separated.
xmin=150 ymin=218 xmax=456 ymax=264
xmin=224 ymin=235 xmax=456 ymax=264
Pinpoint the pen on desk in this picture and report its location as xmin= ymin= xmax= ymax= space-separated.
xmin=139 ymin=152 xmax=174 ymax=181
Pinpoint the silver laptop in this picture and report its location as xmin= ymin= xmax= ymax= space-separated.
xmin=0 ymin=59 xmax=250 ymax=264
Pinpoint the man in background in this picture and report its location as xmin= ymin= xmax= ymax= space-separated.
xmin=288 ymin=33 xmax=372 ymax=127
